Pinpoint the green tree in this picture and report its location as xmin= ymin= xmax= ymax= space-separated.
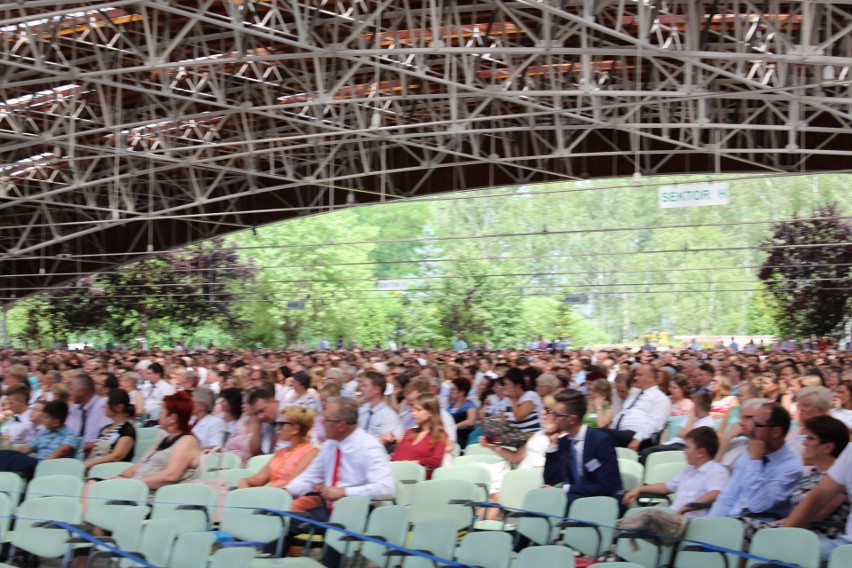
xmin=758 ymin=203 xmax=851 ymax=337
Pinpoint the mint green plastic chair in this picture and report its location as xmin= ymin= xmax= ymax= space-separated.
xmin=0 ymin=472 xmax=25 ymax=515
xmin=210 ymin=546 xmax=258 ymax=567
xmin=25 ymin=474 xmax=84 ymax=501
xmin=644 ymin=450 xmax=686 ymax=473
xmin=85 ymin=505 xmax=151 ymax=566
xmin=747 ymin=527 xmax=820 ymax=568
xmin=122 ymin=518 xmax=178 ymax=567
xmin=616 ymin=447 xmax=640 ymax=462
xmin=201 ymin=451 xmax=242 ymax=478
xmin=463 ymin=443 xmax=502 ymax=458
xmin=638 ymin=461 xmax=687 ymax=506
xmin=455 ymin=531 xmax=513 ymax=568
xmin=508 ymin=487 xmax=566 ymax=545
xmin=220 ymin=487 xmax=292 ymax=556
xmin=673 ymin=516 xmax=744 ymax=568
xmin=169 ymin=531 xmax=217 ymax=568
xmin=34 ymin=458 xmax=84 ymax=479
xmin=84 ymin=478 xmax=150 ymax=532
xmin=247 ymin=453 xmax=274 ymax=473
xmin=454 ymin=453 xmax=506 ymax=466
xmin=619 ymin=459 xmax=644 ymax=492
xmin=409 ymin=479 xmax=478 ymax=532
xmin=561 ymin=496 xmax=619 ymax=558
xmin=221 ymin=468 xmax=255 ymax=488
xmin=828 ymin=544 xmax=852 ymax=568
xmin=354 ymin=505 xmax=411 ymax=568
xmin=666 ymin=416 xmax=688 ymax=441
xmin=292 ymin=495 xmax=369 ymax=561
xmin=7 ymin=496 xmax=83 ymax=561
xmin=396 ymin=518 xmax=457 ymax=568
xmin=390 ymin=461 xmax=426 ymax=506
xmin=433 ymin=464 xmax=492 ymax=502
xmin=515 ymin=545 xmax=576 ymax=568
xmin=151 ymin=483 xmax=217 ymax=535
xmin=87 ymin=461 xmax=134 ymax=480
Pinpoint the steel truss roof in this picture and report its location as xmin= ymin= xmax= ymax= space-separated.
xmin=2 ymin=0 xmax=852 ymax=302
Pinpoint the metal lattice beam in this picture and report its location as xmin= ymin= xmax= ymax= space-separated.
xmin=2 ymin=0 xmax=852 ymax=301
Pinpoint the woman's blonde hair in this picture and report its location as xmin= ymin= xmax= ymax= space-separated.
xmin=410 ymin=393 xmax=446 ymax=446
xmin=280 ymin=406 xmax=315 ymax=437
xmin=714 ymin=375 xmax=733 ymax=398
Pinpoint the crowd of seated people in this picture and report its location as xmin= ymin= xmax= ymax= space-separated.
xmin=0 ymin=337 xmax=849 ymax=562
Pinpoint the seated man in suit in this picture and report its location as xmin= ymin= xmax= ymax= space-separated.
xmin=544 ymin=389 xmax=622 ymax=508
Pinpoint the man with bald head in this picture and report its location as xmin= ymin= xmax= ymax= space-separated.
xmin=602 ymin=364 xmax=671 ymax=451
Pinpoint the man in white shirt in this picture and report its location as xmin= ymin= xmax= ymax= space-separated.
xmin=603 ymin=364 xmax=671 ymax=451
xmin=142 ymin=363 xmax=175 ymax=415
xmin=357 ymin=371 xmax=403 ymax=448
xmin=639 ymin=392 xmax=716 ymax=463
xmin=65 ymin=372 xmax=111 ymax=454
xmin=286 ymin=397 xmax=395 ymax=566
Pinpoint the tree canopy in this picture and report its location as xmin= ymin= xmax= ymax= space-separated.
xmin=6 ymin=173 xmax=851 ymax=348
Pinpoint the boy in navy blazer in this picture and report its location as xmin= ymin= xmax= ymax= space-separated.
xmin=543 ymin=390 xmax=622 ymax=508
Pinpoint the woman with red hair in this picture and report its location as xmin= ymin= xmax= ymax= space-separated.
xmin=117 ymin=391 xmax=200 ymax=489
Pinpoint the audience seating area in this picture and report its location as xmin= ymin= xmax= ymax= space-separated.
xmin=0 ymin=440 xmax=843 ymax=568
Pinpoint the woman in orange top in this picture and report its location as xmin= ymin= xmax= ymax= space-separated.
xmin=391 ymin=394 xmax=448 ymax=477
xmin=238 ymin=406 xmax=320 ymax=511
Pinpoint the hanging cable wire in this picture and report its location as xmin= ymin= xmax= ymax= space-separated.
xmin=3 ymin=261 xmax=849 ymax=292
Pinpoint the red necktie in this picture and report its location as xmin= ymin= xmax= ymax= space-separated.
xmin=329 ymin=447 xmax=342 ymax=511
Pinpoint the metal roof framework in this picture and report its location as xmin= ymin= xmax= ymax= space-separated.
xmin=1 ymin=0 xmax=852 ymax=304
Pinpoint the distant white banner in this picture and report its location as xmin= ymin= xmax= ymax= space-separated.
xmin=659 ymin=182 xmax=730 ymax=209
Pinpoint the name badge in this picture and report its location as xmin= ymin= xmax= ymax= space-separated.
xmin=585 ymin=458 xmax=601 ymax=472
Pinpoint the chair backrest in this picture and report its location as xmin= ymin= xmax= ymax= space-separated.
xmin=200 ymin=451 xmax=242 ymax=478
xmin=169 ymin=531 xmax=217 ymax=568
xmin=246 ymin=453 xmax=273 ymax=473
xmin=404 ymin=518 xmax=458 ymax=568
xmin=644 ymin=450 xmax=686 ymax=472
xmin=84 ymin=478 xmax=150 ymax=532
xmin=563 ymin=496 xmax=619 ymax=558
xmin=616 ymin=447 xmax=640 ymax=462
xmin=463 ymin=443 xmax=501 ymax=458
xmin=389 ymin=461 xmax=426 ymax=484
xmin=517 ymin=487 xmax=566 ymax=546
xmin=151 ymin=483 xmax=218 ymax=535
xmin=614 ymin=506 xmax=677 ymax=568
xmin=33 ymin=458 xmax=84 ymax=479
xmin=360 ymin=505 xmax=411 ymax=567
xmin=324 ymin=495 xmax=371 ymax=556
xmin=87 ymin=461 xmax=134 ymax=480
xmin=747 ymin=527 xmax=821 ymax=568
xmin=432 ymin=464 xmax=492 ymax=502
xmin=124 ymin=519 xmax=177 ymax=568
xmin=25 ymin=474 xmax=84 ymax=501
xmin=828 ymin=544 xmax=852 ymax=568
xmin=674 ymin=516 xmax=744 ymax=568
xmin=644 ymin=461 xmax=688 ymax=485
xmin=618 ymin=459 xmax=644 ymax=492
xmin=516 ymin=545 xmax=576 ymax=568
xmin=209 ymin=547 xmax=257 ymax=568
xmin=0 ymin=471 xmax=25 ymax=513
xmin=220 ymin=487 xmax=293 ymax=551
xmin=221 ymin=468 xmax=255 ymax=489
xmin=409 ymin=479 xmax=477 ymax=531
xmin=13 ymin=496 xmax=83 ymax=558
xmin=0 ymin=493 xmax=11 ymax=544
xmin=455 ymin=531 xmax=513 ymax=568
xmin=132 ymin=435 xmax=159 ymax=463
xmin=109 ymin=505 xmax=151 ymax=553
xmin=453 ymin=453 xmax=506 ymax=466
xmin=137 ymin=427 xmax=164 ymax=441
xmin=499 ymin=468 xmax=543 ymax=509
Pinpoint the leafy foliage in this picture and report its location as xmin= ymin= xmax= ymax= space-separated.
xmin=758 ymin=203 xmax=852 ymax=337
